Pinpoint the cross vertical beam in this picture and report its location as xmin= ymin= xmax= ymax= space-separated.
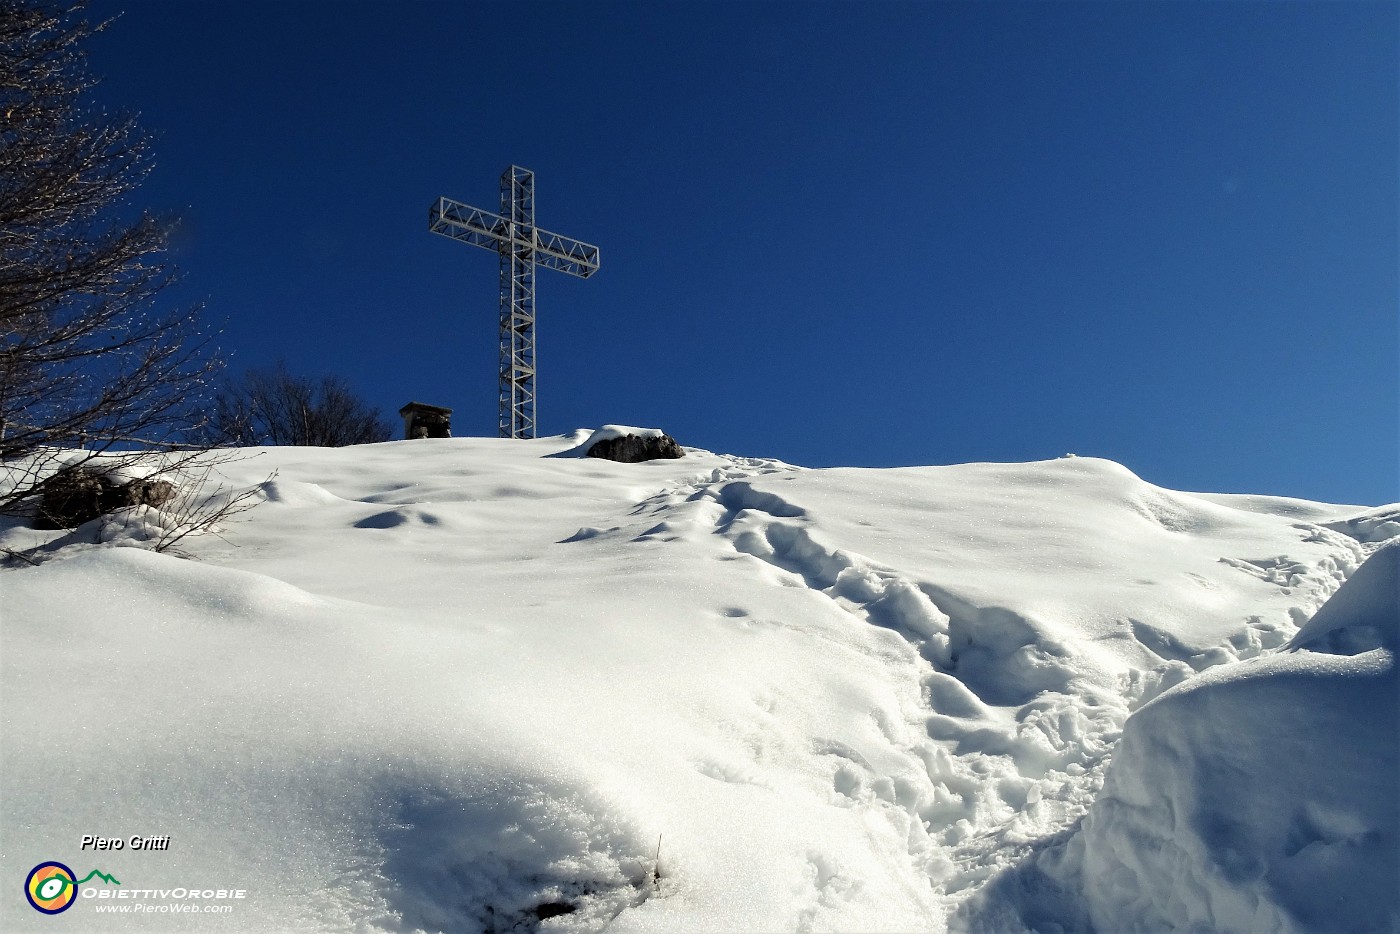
xmin=500 ymin=167 xmax=537 ymax=438
xmin=429 ymin=166 xmax=600 ymax=440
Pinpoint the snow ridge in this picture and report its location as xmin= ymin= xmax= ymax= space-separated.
xmin=2 ymin=438 xmax=1391 ymax=932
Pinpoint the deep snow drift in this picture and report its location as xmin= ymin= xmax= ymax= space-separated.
xmin=1066 ymin=542 xmax=1398 ymax=933
xmin=954 ymin=542 xmax=1399 ymax=933
xmin=1 ymin=434 xmax=1395 ymax=932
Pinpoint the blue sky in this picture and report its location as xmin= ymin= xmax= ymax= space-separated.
xmin=86 ymin=1 xmax=1396 ymax=505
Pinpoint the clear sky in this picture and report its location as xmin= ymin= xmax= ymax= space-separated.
xmin=85 ymin=0 xmax=1396 ymax=505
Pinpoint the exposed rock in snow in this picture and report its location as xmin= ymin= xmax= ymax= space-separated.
xmin=574 ymin=425 xmax=685 ymax=462
xmin=35 ymin=465 xmax=176 ymax=528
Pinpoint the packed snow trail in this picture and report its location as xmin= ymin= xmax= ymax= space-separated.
xmin=1 ymin=435 xmax=1390 ymax=932
xmin=606 ymin=454 xmax=1380 ymax=920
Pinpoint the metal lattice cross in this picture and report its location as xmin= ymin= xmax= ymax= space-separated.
xmin=429 ymin=166 xmax=600 ymax=439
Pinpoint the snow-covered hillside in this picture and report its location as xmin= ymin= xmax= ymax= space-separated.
xmin=2 ymin=434 xmax=1395 ymax=932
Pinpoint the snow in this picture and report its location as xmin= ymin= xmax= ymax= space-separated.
xmin=1 ymin=435 xmax=1394 ymax=932
xmin=1288 ymin=539 xmax=1398 ymax=654
xmin=983 ymin=541 xmax=1399 ymax=934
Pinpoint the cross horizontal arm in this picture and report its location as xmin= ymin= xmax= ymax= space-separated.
xmin=429 ymin=197 xmax=509 ymax=252
xmin=532 ymin=229 xmax=600 ymax=279
xmin=429 ymin=196 xmax=601 ymax=279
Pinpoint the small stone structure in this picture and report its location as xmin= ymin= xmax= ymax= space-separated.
xmin=399 ymin=402 xmax=453 ymax=440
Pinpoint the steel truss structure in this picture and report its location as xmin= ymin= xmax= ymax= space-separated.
xmin=429 ymin=166 xmax=600 ymax=439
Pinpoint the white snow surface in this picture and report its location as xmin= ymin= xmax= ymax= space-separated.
xmin=1 ymin=436 xmax=1394 ymax=932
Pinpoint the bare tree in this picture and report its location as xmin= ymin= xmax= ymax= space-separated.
xmin=0 ymin=0 xmax=219 ymax=517
xmin=208 ymin=360 xmax=392 ymax=447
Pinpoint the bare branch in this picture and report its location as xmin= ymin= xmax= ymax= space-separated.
xmin=0 ymin=0 xmax=223 ymax=528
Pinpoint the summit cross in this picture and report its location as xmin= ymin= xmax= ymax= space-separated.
xmin=429 ymin=166 xmax=600 ymax=439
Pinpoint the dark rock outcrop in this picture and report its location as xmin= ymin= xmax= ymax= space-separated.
xmin=585 ymin=433 xmax=685 ymax=463
xmin=36 ymin=467 xmax=177 ymax=529
xmin=114 ymin=478 xmax=176 ymax=510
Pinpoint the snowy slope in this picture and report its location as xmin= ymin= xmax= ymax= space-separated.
xmin=1 ymin=434 xmax=1393 ymax=932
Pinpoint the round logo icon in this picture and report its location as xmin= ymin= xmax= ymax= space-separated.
xmin=25 ymin=862 xmax=77 ymax=914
